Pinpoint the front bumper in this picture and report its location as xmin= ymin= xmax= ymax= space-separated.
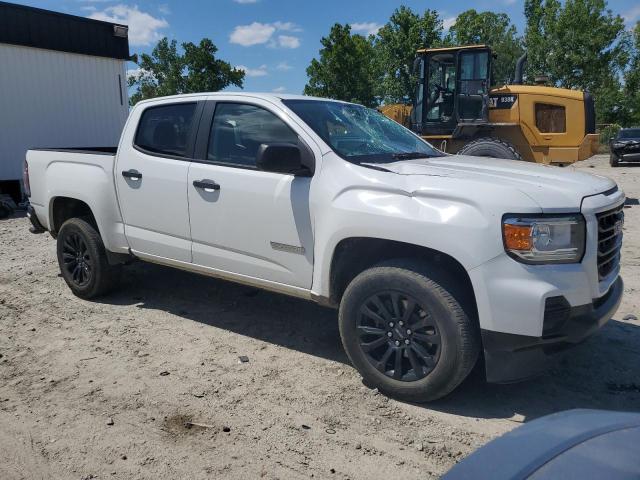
xmin=482 ymin=276 xmax=623 ymax=383
xmin=616 ymin=151 xmax=640 ymax=162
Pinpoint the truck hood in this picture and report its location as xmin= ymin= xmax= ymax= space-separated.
xmin=369 ymin=155 xmax=616 ymax=211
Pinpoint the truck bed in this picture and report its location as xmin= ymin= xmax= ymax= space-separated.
xmin=31 ymin=146 xmax=117 ymax=155
xmin=26 ymin=147 xmax=121 ymax=240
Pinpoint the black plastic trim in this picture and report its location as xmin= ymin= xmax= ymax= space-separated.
xmin=27 ymin=205 xmax=46 ymax=234
xmin=482 ymin=276 xmax=623 ymax=383
xmin=31 ymin=147 xmax=117 ymax=155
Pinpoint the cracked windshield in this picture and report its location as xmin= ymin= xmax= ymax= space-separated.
xmin=283 ymin=100 xmax=443 ymax=163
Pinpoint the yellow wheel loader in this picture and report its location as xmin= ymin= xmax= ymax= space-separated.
xmin=380 ymin=45 xmax=599 ymax=164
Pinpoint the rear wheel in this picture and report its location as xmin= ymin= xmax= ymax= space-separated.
xmin=338 ymin=259 xmax=480 ymax=402
xmin=458 ymin=137 xmax=522 ymax=161
xmin=56 ymin=217 xmax=121 ymax=299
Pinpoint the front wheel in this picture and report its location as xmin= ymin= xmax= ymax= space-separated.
xmin=56 ymin=217 xmax=121 ymax=299
xmin=338 ymin=260 xmax=480 ymax=402
xmin=610 ymin=153 xmax=620 ymax=167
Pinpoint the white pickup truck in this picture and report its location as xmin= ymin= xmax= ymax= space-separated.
xmin=25 ymin=93 xmax=625 ymax=401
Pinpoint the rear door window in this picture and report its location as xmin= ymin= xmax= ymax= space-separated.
xmin=135 ymin=103 xmax=197 ymax=157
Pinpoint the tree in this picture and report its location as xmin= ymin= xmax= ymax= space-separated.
xmin=524 ymin=0 xmax=628 ymax=122
xmin=623 ymin=22 xmax=640 ymax=125
xmin=128 ymin=37 xmax=244 ymax=106
xmin=374 ymin=6 xmax=443 ymax=104
xmin=304 ymin=24 xmax=378 ymax=106
xmin=447 ymin=10 xmax=525 ymax=85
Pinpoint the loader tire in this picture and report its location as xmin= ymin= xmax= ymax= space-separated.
xmin=458 ymin=137 xmax=523 ymax=161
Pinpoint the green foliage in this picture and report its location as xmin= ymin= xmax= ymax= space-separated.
xmin=128 ymin=37 xmax=244 ymax=106
xmin=303 ymin=24 xmax=378 ymax=107
xmin=524 ymin=0 xmax=629 ymax=123
xmin=373 ymin=6 xmax=444 ymax=104
xmin=623 ymin=22 xmax=640 ymax=125
xmin=599 ymin=123 xmax=620 ymax=144
xmin=303 ymin=2 xmax=636 ymax=127
xmin=447 ymin=10 xmax=525 ymax=85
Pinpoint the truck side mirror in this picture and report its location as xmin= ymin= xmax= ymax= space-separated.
xmin=256 ymin=143 xmax=307 ymax=175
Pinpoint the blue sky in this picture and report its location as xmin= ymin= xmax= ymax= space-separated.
xmin=19 ymin=0 xmax=640 ymax=94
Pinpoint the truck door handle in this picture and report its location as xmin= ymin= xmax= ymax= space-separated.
xmin=122 ymin=169 xmax=142 ymax=181
xmin=193 ymin=179 xmax=220 ymax=192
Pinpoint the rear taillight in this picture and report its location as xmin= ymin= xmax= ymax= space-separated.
xmin=22 ymin=159 xmax=31 ymax=197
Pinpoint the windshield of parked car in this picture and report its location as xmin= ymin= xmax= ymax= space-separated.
xmin=619 ymin=129 xmax=640 ymax=139
xmin=282 ymin=99 xmax=444 ymax=164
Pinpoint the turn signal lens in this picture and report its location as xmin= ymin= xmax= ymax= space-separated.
xmin=503 ymin=224 xmax=533 ymax=250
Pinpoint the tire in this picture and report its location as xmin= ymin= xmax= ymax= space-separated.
xmin=458 ymin=137 xmax=523 ymax=160
xmin=338 ymin=259 xmax=480 ymax=402
xmin=56 ymin=217 xmax=121 ymax=299
xmin=610 ymin=153 xmax=620 ymax=167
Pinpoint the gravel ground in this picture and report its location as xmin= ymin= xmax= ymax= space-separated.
xmin=1 ymin=154 xmax=639 ymax=480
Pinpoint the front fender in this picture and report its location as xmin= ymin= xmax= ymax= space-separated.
xmin=312 ymin=187 xmax=505 ymax=299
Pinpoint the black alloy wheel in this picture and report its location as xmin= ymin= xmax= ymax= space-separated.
xmin=357 ymin=291 xmax=440 ymax=382
xmin=61 ymin=231 xmax=93 ymax=287
xmin=56 ymin=217 xmax=121 ymax=298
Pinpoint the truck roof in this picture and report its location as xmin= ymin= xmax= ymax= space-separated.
xmin=135 ymin=92 xmax=353 ymax=105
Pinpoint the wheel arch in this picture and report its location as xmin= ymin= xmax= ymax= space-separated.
xmin=324 ymin=237 xmax=478 ymax=322
xmin=49 ymin=196 xmax=98 ymax=237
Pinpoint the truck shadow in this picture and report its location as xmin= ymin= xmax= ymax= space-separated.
xmin=99 ymin=261 xmax=640 ymax=422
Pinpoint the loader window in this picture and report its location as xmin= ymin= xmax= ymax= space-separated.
xmin=457 ymin=50 xmax=490 ymax=121
xmin=535 ymin=103 xmax=566 ymax=133
xmin=425 ymin=53 xmax=456 ymax=123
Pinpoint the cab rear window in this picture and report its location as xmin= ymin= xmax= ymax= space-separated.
xmin=135 ymin=103 xmax=197 ymax=157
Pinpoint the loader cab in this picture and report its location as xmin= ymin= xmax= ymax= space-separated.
xmin=412 ymin=45 xmax=492 ymax=136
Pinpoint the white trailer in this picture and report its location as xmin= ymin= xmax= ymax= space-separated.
xmin=0 ymin=1 xmax=130 ymax=202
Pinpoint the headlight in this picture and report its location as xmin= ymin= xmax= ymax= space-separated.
xmin=613 ymin=142 xmax=625 ymax=148
xmin=502 ymin=214 xmax=585 ymax=264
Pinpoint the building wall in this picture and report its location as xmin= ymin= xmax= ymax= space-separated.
xmin=0 ymin=43 xmax=129 ymax=183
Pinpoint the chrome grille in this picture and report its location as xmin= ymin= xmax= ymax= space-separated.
xmin=596 ymin=204 xmax=624 ymax=280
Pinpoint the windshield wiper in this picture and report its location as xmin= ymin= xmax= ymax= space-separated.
xmin=392 ymin=152 xmax=431 ymax=160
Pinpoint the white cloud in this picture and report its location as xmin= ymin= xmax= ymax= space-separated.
xmin=276 ymin=61 xmax=293 ymax=71
xmin=272 ymin=21 xmax=302 ymax=32
xmin=234 ymin=0 xmax=259 ymax=3
xmin=277 ymin=35 xmax=300 ymax=49
xmin=230 ymin=21 xmax=301 ymax=48
xmin=230 ymin=22 xmax=276 ymax=46
xmin=89 ymin=5 xmax=168 ymax=46
xmin=158 ymin=3 xmax=171 ymax=15
xmin=236 ymin=64 xmax=268 ymax=77
xmin=272 ymin=86 xmax=287 ymax=93
xmin=623 ymin=5 xmax=640 ymax=24
xmin=351 ymin=22 xmax=382 ymax=36
xmin=443 ymin=17 xmax=457 ymax=30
